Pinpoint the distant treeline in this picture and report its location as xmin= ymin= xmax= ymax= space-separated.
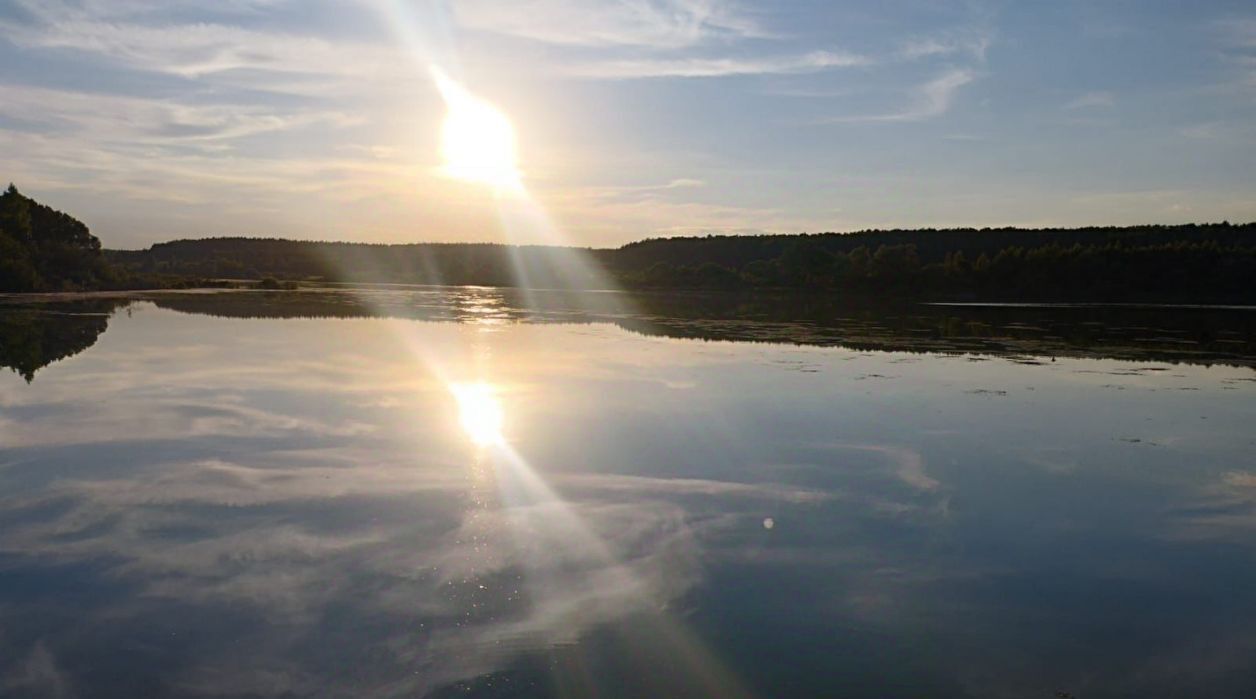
xmin=3 ymin=183 xmax=1252 ymax=301
xmin=612 ymin=224 xmax=1256 ymax=301
xmin=106 ymin=223 xmax=1256 ymax=302
xmin=106 ymin=238 xmax=605 ymax=290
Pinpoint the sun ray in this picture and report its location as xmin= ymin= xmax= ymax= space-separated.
xmin=324 ymin=10 xmax=744 ymax=692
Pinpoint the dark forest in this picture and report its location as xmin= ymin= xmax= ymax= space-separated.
xmin=107 ymin=223 xmax=1256 ymax=302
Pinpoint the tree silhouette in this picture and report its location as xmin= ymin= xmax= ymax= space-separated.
xmin=0 ymin=185 xmax=109 ymax=292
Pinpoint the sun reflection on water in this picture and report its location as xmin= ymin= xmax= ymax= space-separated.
xmin=451 ymin=381 xmax=504 ymax=446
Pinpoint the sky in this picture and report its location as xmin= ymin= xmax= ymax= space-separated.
xmin=1 ymin=0 xmax=1255 ymax=250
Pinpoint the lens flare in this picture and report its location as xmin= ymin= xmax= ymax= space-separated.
xmin=452 ymin=382 xmax=504 ymax=446
xmin=431 ymin=67 xmax=521 ymax=191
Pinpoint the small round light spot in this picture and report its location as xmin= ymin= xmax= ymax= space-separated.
xmin=763 ymin=517 xmax=775 ymax=530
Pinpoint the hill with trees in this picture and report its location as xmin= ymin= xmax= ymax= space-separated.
xmin=0 ymin=185 xmax=113 ymax=292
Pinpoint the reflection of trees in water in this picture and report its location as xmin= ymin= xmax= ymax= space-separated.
xmin=3 ymin=290 xmax=1253 ymax=381
xmin=148 ymin=289 xmax=1256 ymax=368
xmin=625 ymin=293 xmax=1256 ymax=367
xmin=0 ymin=300 xmax=126 ymax=381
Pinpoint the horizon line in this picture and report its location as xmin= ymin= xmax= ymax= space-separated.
xmin=105 ymin=220 xmax=1256 ymax=252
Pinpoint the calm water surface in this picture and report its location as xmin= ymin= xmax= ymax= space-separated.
xmin=1 ymin=289 xmax=1255 ymax=698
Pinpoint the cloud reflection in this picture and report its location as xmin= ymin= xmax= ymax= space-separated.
xmin=0 ymin=313 xmax=765 ymax=696
xmin=1 ymin=301 xmax=1255 ymax=696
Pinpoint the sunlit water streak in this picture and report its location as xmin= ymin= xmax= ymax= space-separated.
xmin=464 ymin=412 xmax=754 ymax=698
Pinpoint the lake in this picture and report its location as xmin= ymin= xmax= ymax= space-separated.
xmin=2 ymin=288 xmax=1255 ymax=698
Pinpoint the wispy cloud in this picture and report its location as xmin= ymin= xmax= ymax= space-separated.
xmin=823 ymin=443 xmax=940 ymax=492
xmin=452 ymin=0 xmax=771 ymax=49
xmin=1222 ymin=18 xmax=1256 ymax=49
xmin=824 ymin=68 xmax=977 ymax=123
xmin=898 ymin=30 xmax=992 ymax=62
xmin=586 ymin=178 xmax=707 ymax=195
xmin=662 ymin=177 xmax=706 ymax=188
xmin=563 ymin=473 xmax=832 ymax=503
xmin=0 ymin=84 xmax=358 ymax=147
xmin=1180 ymin=119 xmax=1256 ymax=142
xmin=1182 ymin=122 xmax=1223 ymax=139
xmin=543 ymin=183 xmax=816 ymax=244
xmin=569 ymin=49 xmax=868 ymax=79
xmin=1216 ymin=17 xmax=1256 ymax=98
xmin=1 ymin=643 xmax=73 ymax=699
xmin=1064 ymin=90 xmax=1116 ymax=110
xmin=0 ymin=7 xmax=408 ymax=96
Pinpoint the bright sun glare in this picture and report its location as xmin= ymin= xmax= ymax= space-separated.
xmin=451 ymin=382 xmax=504 ymax=446
xmin=431 ymin=67 xmax=521 ymax=191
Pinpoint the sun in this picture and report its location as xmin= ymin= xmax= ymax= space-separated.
xmin=431 ymin=67 xmax=521 ymax=191
xmin=451 ymin=382 xmax=504 ymax=446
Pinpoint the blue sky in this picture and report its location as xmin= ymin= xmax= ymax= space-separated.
xmin=1 ymin=0 xmax=1254 ymax=248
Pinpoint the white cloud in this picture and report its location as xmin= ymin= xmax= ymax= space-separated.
xmin=664 ymin=177 xmax=706 ymax=188
xmin=569 ymin=49 xmax=868 ymax=79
